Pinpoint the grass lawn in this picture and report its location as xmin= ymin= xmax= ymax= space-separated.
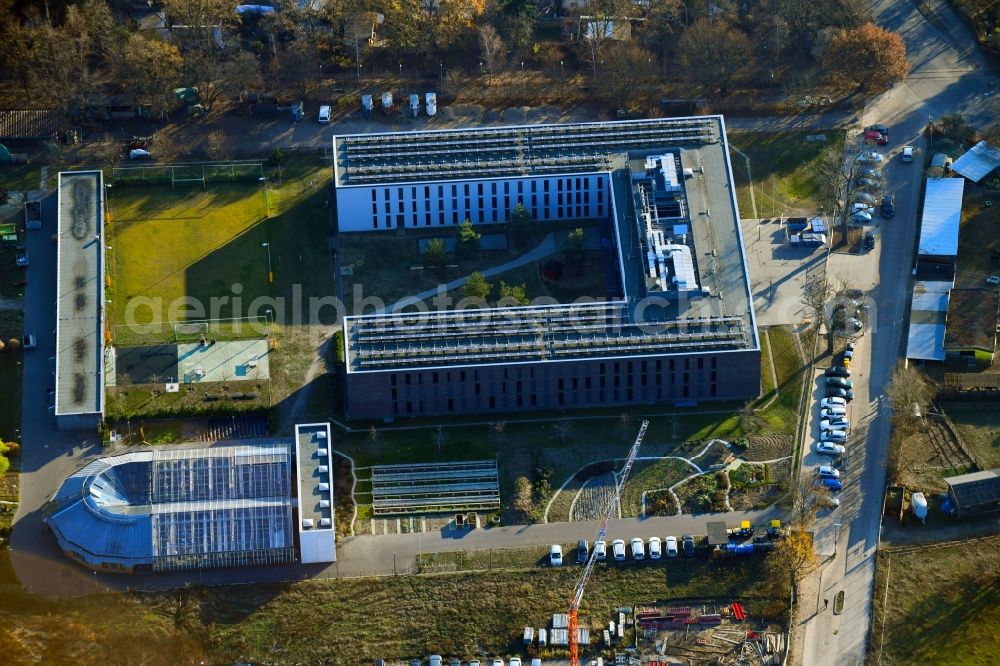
xmin=0 ymin=165 xmax=42 ymax=192
xmin=749 ymin=326 xmax=804 ymax=436
xmin=874 ymin=537 xmax=1000 ymax=665
xmin=729 ymin=131 xmax=844 ymax=218
xmin=107 ymin=155 xmax=335 ymax=345
xmin=0 ymin=311 xmax=23 ymax=442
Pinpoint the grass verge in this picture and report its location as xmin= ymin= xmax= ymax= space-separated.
xmin=873 ymin=537 xmax=1000 ymax=665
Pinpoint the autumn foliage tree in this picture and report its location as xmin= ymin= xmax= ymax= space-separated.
xmin=764 ymin=530 xmax=816 ymax=597
xmin=823 ymin=23 xmax=909 ymax=92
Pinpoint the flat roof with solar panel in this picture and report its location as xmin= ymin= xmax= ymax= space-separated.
xmin=337 ymin=116 xmax=756 ymax=376
xmin=333 ymin=117 xmax=718 ymax=187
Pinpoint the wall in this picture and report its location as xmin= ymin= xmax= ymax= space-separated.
xmin=345 ymin=349 xmax=760 ymax=419
xmin=336 ymin=173 xmax=610 ymax=232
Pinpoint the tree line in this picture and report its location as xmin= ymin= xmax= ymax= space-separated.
xmin=0 ymin=0 xmax=908 ymax=118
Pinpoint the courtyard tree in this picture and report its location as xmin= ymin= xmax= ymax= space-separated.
xmin=122 ymin=33 xmax=184 ymax=118
xmin=462 ymin=271 xmax=492 ymax=302
xmin=676 ymin=19 xmax=754 ymax=96
xmin=423 ymin=237 xmax=448 ymax=271
xmin=456 ymin=219 xmax=481 ymax=256
xmin=563 ymin=227 xmax=587 ymax=267
xmin=823 ymin=23 xmax=909 ymax=92
xmin=498 ymin=281 xmax=530 ymax=306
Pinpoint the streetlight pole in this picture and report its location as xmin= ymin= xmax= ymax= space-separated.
xmin=261 ymin=242 xmax=272 ymax=284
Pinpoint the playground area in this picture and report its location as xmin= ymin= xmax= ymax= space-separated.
xmin=108 ymin=338 xmax=270 ymax=386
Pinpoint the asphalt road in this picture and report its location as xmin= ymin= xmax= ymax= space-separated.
xmin=797 ymin=0 xmax=999 ymax=663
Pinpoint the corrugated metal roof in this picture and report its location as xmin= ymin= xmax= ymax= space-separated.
xmin=906 ymin=323 xmax=946 ymax=361
xmin=946 ymin=468 xmax=1000 ymax=509
xmin=0 ymin=109 xmax=62 ymax=140
xmin=918 ymin=178 xmax=964 ymax=258
xmin=952 ymin=141 xmax=1000 ymax=183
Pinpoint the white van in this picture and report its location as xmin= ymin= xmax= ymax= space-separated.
xmin=318 ymin=105 xmax=331 ymax=123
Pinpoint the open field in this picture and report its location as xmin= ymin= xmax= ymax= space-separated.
xmin=729 ymin=131 xmax=844 ymax=218
xmin=873 ymin=536 xmax=1000 ymax=665
xmin=0 ymin=545 xmax=783 ymax=664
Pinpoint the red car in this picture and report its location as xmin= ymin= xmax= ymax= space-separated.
xmin=863 ymin=130 xmax=888 ymax=145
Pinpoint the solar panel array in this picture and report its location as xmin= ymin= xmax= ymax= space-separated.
xmin=149 ymin=446 xmax=296 ymax=571
xmin=370 ymin=460 xmax=500 ymax=515
xmin=347 ymin=302 xmax=747 ymax=371
xmin=336 ymin=118 xmax=717 ymax=185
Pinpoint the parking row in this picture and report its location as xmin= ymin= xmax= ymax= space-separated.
xmin=549 ymin=534 xmax=697 ymax=565
xmin=812 ymin=341 xmax=857 ymax=505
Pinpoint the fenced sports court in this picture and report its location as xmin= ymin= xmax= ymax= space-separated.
xmin=369 ymin=459 xmax=500 ymax=516
xmin=111 ymin=160 xmax=265 ymax=189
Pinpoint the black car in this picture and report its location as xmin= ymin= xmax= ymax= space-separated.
xmin=864 ymin=231 xmax=876 ymax=251
xmin=682 ymin=534 xmax=696 ymax=556
xmin=577 ymin=539 xmax=589 ymax=564
xmin=827 ymin=387 xmax=854 ymax=401
xmin=881 ymin=195 xmax=895 ymax=219
xmin=826 ymin=366 xmax=851 ymax=378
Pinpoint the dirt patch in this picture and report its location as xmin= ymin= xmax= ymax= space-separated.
xmin=728 ymin=461 xmax=788 ymax=511
xmin=676 ymin=472 xmax=727 ymax=514
xmin=744 ymin=434 xmax=794 ymax=461
xmin=895 ymin=415 xmax=976 ymax=492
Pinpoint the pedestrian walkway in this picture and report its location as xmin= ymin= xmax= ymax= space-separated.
xmin=377 ymin=233 xmax=557 ymax=313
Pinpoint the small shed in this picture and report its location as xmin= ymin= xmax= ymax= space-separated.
xmin=951 ymin=140 xmax=1000 ymax=183
xmin=0 ymin=109 xmax=63 ymax=144
xmin=945 ymin=468 xmax=1000 ymax=517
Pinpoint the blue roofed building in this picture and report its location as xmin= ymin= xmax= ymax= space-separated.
xmin=46 ymin=444 xmax=296 ymax=573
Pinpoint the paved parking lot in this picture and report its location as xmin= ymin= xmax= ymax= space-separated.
xmin=741 ymin=217 xmax=828 ymax=326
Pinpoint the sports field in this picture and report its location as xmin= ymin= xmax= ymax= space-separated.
xmin=106 ymin=158 xmax=336 ymax=347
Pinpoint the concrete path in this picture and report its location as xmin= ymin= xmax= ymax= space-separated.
xmin=377 ymin=233 xmax=557 ymax=313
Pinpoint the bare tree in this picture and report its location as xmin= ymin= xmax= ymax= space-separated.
xmin=478 ymin=25 xmax=506 ymax=85
xmin=98 ymin=134 xmax=123 ymax=167
xmin=886 ymin=362 xmax=936 ymax=431
xmin=553 ymin=419 xmax=573 ymax=445
xmin=206 ymin=129 xmax=234 ymax=161
xmin=783 ymin=475 xmax=823 ymax=530
xmin=151 ymin=127 xmax=187 ymax=163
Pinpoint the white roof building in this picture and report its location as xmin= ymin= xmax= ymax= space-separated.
xmin=918 ymin=178 xmax=964 ymax=259
xmin=952 ymin=141 xmax=1000 ymax=183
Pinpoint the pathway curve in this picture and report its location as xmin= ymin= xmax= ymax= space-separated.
xmin=377 ymin=233 xmax=557 ymax=314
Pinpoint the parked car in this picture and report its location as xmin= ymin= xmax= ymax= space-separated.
xmin=855 ymin=177 xmax=881 ymax=191
xmin=612 ymin=539 xmax=626 ymax=561
xmin=825 ymin=388 xmax=854 ymax=403
xmin=594 ymin=540 xmax=607 ymax=561
xmin=844 ymin=342 xmax=855 ymax=360
xmin=851 ymin=211 xmax=873 ymax=223
xmin=818 ymin=465 xmax=841 ymax=479
xmin=318 ymin=104 xmax=331 ymax=123
xmin=827 ymin=377 xmax=854 ymax=390
xmin=550 ymin=544 xmax=563 ymax=566
xmin=682 ymin=534 xmax=696 ymax=556
xmin=509 ymin=658 xmax=521 ymax=666
xmin=490 ymin=659 xmax=504 ymax=666
xmin=821 ymin=430 xmax=848 ymax=443
xmin=630 ymin=537 xmax=645 ymax=560
xmin=821 ymin=397 xmax=847 ymax=409
xmin=820 ymin=419 xmax=850 ymax=432
xmin=816 ymin=441 xmax=846 ymax=455
xmin=864 ymin=129 xmax=888 ymax=145
xmin=858 ymin=168 xmax=882 ymax=181
xmin=826 ymin=366 xmax=851 ymax=378
xmin=881 ymin=195 xmax=895 ymax=218
xmin=822 ymin=406 xmax=847 ymax=418
xmin=23 ymin=333 xmax=37 ymax=350
xmin=429 ymin=656 xmax=442 ymax=666
xmin=648 ymin=536 xmax=662 ymax=560
xmin=451 ymin=659 xmax=461 ymax=666
xmin=864 ymin=232 xmax=876 ymax=251
xmin=854 ymin=192 xmax=878 ymax=206
xmin=901 ymin=145 xmax=914 ymax=162
xmin=577 ymin=539 xmax=589 ymax=564
xmin=987 ymin=275 xmax=1000 ymax=285
xmin=665 ymin=535 xmax=679 ymax=557
xmin=858 ymin=151 xmax=884 ymax=163
xmin=867 ymin=124 xmax=889 ymax=138
xmin=822 ymin=496 xmax=841 ymax=508
xmin=821 ymin=478 xmax=843 ymax=491
xmin=16 ymin=252 xmax=29 ymax=267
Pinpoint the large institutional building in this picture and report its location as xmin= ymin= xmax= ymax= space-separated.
xmin=333 ymin=117 xmax=760 ymax=420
